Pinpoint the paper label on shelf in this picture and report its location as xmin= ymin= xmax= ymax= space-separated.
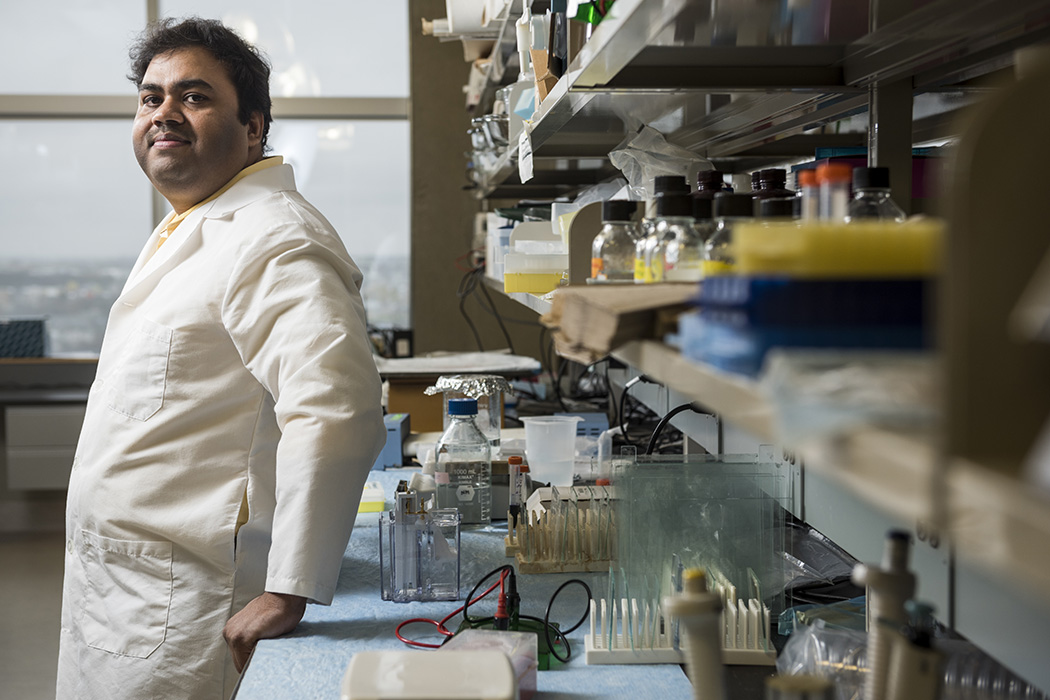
xmin=518 ymin=129 xmax=534 ymax=183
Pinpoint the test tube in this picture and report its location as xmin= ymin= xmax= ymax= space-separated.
xmin=817 ymin=162 xmax=852 ymax=221
xmin=508 ymin=456 xmax=529 ymax=526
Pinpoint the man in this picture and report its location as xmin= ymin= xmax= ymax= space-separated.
xmin=56 ymin=18 xmax=385 ymax=699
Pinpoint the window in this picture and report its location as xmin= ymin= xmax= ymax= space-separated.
xmin=0 ymin=121 xmax=153 ymax=355
xmin=0 ymin=1 xmax=410 ymax=355
xmin=160 ymin=0 xmax=409 ymax=97
xmin=270 ymin=120 xmax=410 ymax=327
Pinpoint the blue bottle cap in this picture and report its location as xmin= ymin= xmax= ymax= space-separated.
xmin=447 ymin=398 xmax=478 ymax=415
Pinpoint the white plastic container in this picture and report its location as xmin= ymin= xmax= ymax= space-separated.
xmin=521 ymin=415 xmax=582 ymax=486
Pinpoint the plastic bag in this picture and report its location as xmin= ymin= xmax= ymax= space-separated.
xmin=608 ymin=126 xmax=713 ymax=200
xmin=571 ymin=177 xmax=629 ymax=207
xmin=777 ymin=623 xmax=1050 ymax=700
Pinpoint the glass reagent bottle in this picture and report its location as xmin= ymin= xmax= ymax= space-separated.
xmin=435 ymin=398 xmax=492 ymax=526
xmin=847 ymin=166 xmax=906 ymax=222
xmin=591 ymin=200 xmax=639 ymax=282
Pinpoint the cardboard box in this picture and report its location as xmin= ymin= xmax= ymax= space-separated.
xmin=386 ymin=378 xmax=445 ymax=432
xmin=529 ymin=49 xmax=559 ymax=103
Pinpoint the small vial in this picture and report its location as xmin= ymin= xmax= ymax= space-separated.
xmin=816 ymin=162 xmax=852 ymax=221
xmin=591 ymin=200 xmax=639 ymax=281
xmin=507 ymin=455 xmax=530 ymax=527
xmin=847 ymin=166 xmax=906 ymax=222
xmin=797 ymin=169 xmax=818 ymax=221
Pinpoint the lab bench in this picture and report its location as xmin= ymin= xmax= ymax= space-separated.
xmin=234 ymin=468 xmax=744 ymax=699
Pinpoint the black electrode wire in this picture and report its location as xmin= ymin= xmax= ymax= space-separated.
xmin=543 ymin=579 xmax=593 ymax=663
xmin=645 ymin=403 xmax=705 ymax=455
xmin=462 ymin=564 xmax=516 ymax=626
xmin=450 ymin=565 xmax=590 ymax=665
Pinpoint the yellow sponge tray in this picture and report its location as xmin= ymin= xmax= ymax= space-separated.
xmin=733 ymin=219 xmax=944 ymax=277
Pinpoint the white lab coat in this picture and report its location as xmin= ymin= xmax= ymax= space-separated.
xmin=56 ymin=163 xmax=385 ymax=700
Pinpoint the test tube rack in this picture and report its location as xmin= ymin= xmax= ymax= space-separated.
xmin=505 ymin=503 xmax=616 ymax=573
xmin=583 ymin=581 xmax=775 ymax=666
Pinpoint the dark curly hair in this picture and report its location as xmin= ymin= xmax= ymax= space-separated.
xmin=129 ymin=17 xmax=273 ymax=152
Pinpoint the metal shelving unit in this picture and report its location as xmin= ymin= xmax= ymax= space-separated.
xmin=451 ymin=0 xmax=1050 ymax=691
xmin=473 ymin=0 xmax=1050 ymax=198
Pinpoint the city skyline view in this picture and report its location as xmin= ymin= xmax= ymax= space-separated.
xmin=0 ymin=255 xmax=408 ymax=356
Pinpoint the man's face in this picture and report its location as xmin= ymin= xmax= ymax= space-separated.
xmin=133 ymin=46 xmax=263 ymax=214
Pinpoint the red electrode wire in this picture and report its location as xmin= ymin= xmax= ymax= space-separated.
xmin=395 ymin=571 xmax=507 ymax=649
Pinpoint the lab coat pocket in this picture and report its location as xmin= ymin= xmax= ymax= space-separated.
xmin=105 ymin=319 xmax=172 ymax=421
xmin=79 ymin=529 xmax=173 ymax=659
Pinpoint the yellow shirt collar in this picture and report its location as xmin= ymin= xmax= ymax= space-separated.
xmin=157 ymin=156 xmax=283 ymax=250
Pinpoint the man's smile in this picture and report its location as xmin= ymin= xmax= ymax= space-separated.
xmin=151 ymin=131 xmax=191 ymax=149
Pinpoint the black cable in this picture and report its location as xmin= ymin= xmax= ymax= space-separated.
xmin=457 ymin=267 xmax=484 ymax=351
xmin=476 ymin=269 xmax=517 ymax=354
xmin=618 ymin=375 xmax=650 ymax=447
xmin=543 ymin=579 xmax=592 ymax=663
xmin=550 ymin=351 xmax=569 ymax=412
xmin=645 ymin=403 xmax=704 ymax=455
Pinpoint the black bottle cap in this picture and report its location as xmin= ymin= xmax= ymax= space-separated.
xmin=692 ymin=196 xmax=713 ymax=221
xmin=602 ymin=200 xmax=637 ymax=222
xmin=758 ymin=197 xmax=796 ymax=218
xmin=697 ymin=170 xmax=725 ymax=188
xmin=653 ymin=175 xmax=690 ymax=196
xmin=655 ymin=193 xmax=693 ymax=218
xmin=714 ymin=192 xmax=755 ymax=218
xmin=758 ymin=168 xmax=787 ymax=187
xmin=853 ymin=166 xmax=891 ymax=190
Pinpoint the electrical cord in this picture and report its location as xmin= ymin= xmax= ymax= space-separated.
xmin=618 ymin=375 xmax=651 ymax=447
xmin=645 ymin=403 xmax=706 ymax=455
xmin=457 ymin=266 xmax=485 ymax=351
xmin=542 ymin=579 xmax=592 ymax=663
xmin=462 ymin=564 xmax=516 ymax=626
xmin=395 ymin=568 xmax=509 ymax=648
xmin=396 ymin=565 xmax=592 ymax=665
xmin=475 ymin=266 xmax=517 ymax=354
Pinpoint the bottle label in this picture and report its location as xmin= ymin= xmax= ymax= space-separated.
xmin=591 ymin=257 xmax=603 ymax=279
xmin=634 ymin=256 xmax=651 ymax=283
xmin=700 ymin=260 xmax=734 ymax=277
xmin=650 ymin=257 xmax=664 ymax=282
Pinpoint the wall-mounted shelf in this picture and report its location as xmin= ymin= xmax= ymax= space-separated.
xmin=467 ymin=0 xmax=1050 ymax=197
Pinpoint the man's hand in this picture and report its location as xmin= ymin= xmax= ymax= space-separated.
xmin=223 ymin=592 xmax=308 ymax=672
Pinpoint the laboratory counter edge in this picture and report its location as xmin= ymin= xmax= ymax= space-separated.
xmin=232 ymin=469 xmax=707 ymax=700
